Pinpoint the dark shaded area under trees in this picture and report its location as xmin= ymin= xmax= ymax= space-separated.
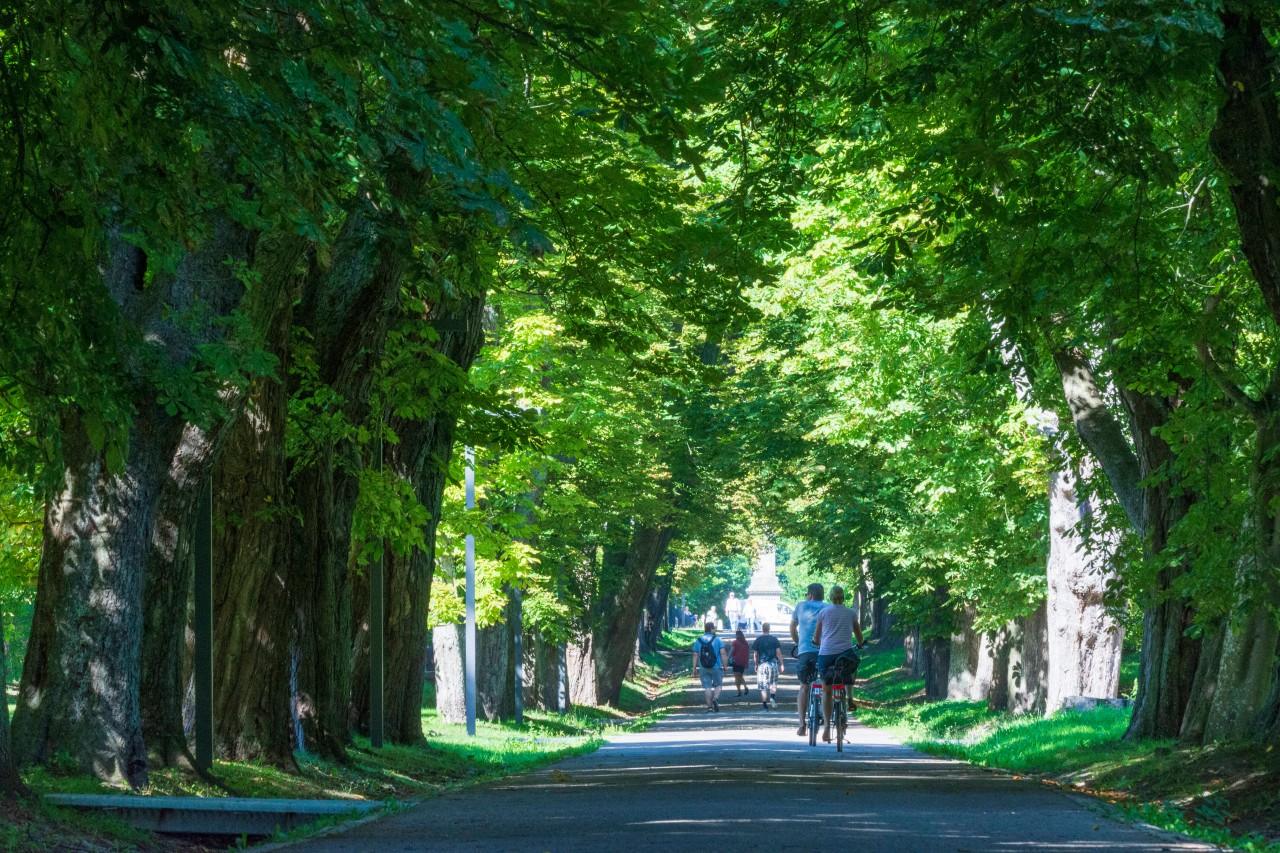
xmin=2 ymin=0 xmax=1280 ymax=795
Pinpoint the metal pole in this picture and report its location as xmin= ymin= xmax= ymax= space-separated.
xmin=557 ymin=643 xmax=568 ymax=715
xmin=513 ymin=587 xmax=523 ymax=725
xmin=371 ymin=430 xmax=385 ymax=748
xmin=194 ymin=478 xmax=213 ymax=771
xmin=465 ymin=446 xmax=477 ymax=737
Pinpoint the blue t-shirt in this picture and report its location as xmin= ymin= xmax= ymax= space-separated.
xmin=792 ymin=600 xmax=830 ymax=655
xmin=694 ymin=634 xmax=724 ymax=669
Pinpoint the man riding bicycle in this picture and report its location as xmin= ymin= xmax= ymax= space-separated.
xmin=790 ymin=583 xmax=829 ymax=737
xmin=812 ymin=585 xmax=865 ymax=743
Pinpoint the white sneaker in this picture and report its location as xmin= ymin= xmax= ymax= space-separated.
xmin=768 ymin=697 xmax=777 ymax=709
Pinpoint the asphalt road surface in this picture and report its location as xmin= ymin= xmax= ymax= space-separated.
xmin=285 ymin=658 xmax=1213 ymax=852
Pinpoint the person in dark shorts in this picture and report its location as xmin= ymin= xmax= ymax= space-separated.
xmin=692 ymin=622 xmax=726 ymax=712
xmin=729 ymin=630 xmax=751 ymax=696
xmin=813 ymin=585 xmax=866 ymax=742
xmin=752 ymin=623 xmax=784 ymax=709
xmin=790 ymin=583 xmax=830 ymax=736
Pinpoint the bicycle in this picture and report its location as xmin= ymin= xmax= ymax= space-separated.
xmin=805 ymin=648 xmax=863 ymax=752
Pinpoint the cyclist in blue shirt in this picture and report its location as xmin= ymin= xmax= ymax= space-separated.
xmin=790 ymin=583 xmax=829 ymax=737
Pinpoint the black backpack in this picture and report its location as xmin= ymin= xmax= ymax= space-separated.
xmin=698 ymin=636 xmax=718 ymax=668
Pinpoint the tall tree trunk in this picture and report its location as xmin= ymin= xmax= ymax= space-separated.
xmin=350 ymin=291 xmax=487 ymax=743
xmin=431 ymin=624 xmax=466 ymax=723
xmin=1180 ymin=620 xmax=1227 ymax=744
xmin=922 ymin=636 xmax=951 ymax=701
xmin=526 ymin=631 xmax=567 ymax=712
xmin=1045 ymin=454 xmax=1124 ymax=711
xmin=287 ymin=178 xmax=423 ymax=760
xmin=1122 ymin=391 xmax=1200 ymax=739
xmin=947 ymin=606 xmax=994 ymax=701
xmin=13 ymin=222 xmax=262 ymax=785
xmin=1206 ymin=8 xmax=1280 ymax=744
xmin=566 ymin=635 xmax=598 ymax=706
xmin=591 ymin=523 xmax=675 ymax=707
xmin=1051 ymin=348 xmax=1199 ymax=738
xmin=987 ymin=607 xmax=1049 ymax=715
xmin=209 ymin=354 xmax=296 ymax=765
xmin=904 ymin=626 xmax=922 ymax=675
xmin=141 ymin=234 xmax=305 ymax=767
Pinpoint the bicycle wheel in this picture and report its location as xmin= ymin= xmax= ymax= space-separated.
xmin=836 ymin=699 xmax=846 ymax=753
xmin=807 ymin=688 xmax=819 ymax=747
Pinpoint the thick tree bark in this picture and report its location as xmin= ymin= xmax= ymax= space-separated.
xmin=591 ymin=524 xmax=676 ymax=707
xmin=287 ymin=178 xmax=424 ymax=760
xmin=566 ymin=635 xmax=597 ymax=706
xmin=947 ymin=606 xmax=994 ymax=702
xmin=1122 ymin=390 xmax=1200 ymax=740
xmin=1017 ymin=603 xmax=1050 ymax=715
xmin=431 ymin=624 xmax=466 ymax=723
xmin=431 ymin=613 xmax=513 ymax=725
xmin=141 ymin=233 xmax=305 ymax=767
xmin=922 ymin=636 xmax=951 ymax=701
xmin=1206 ymin=8 xmax=1280 ymax=744
xmin=1045 ymin=454 xmax=1124 ymax=711
xmin=1051 ymin=348 xmax=1199 ymax=738
xmin=1203 ymin=584 xmax=1279 ymax=741
xmin=904 ymin=626 xmax=922 ymax=676
xmin=525 ymin=631 xmax=568 ymax=712
xmin=1180 ymin=620 xmax=1227 ymax=744
xmin=14 ymin=223 xmax=257 ymax=786
xmin=209 ymin=355 xmax=296 ymax=765
xmin=987 ymin=606 xmax=1049 ymax=715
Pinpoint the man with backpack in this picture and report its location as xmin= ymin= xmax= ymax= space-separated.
xmin=692 ymin=622 xmax=727 ymax=712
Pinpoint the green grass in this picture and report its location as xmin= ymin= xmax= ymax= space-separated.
xmin=855 ymin=643 xmax=1280 ymax=852
xmin=6 ymin=657 xmax=688 ymax=851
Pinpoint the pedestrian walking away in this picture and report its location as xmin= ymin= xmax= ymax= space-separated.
xmin=725 ymin=592 xmax=743 ymax=631
xmin=812 ymin=584 xmax=866 ymax=743
xmin=752 ymin=622 xmax=783 ymax=709
xmin=790 ymin=582 xmax=829 ymax=736
xmin=729 ymin=630 xmax=751 ymax=696
xmin=692 ymin=622 xmax=727 ymax=712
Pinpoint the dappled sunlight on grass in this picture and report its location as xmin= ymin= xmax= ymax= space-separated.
xmin=854 ymin=641 xmax=1280 ymax=852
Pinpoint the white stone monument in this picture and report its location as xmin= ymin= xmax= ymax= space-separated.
xmin=746 ymin=545 xmax=786 ymax=625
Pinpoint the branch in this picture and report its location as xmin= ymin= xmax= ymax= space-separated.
xmin=1197 ymin=291 xmax=1266 ymax=418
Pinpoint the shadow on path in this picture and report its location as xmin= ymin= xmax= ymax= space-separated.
xmin=284 ymin=643 xmax=1211 ymax=852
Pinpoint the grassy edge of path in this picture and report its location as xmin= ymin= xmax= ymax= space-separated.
xmin=2 ymin=651 xmax=685 ymax=853
xmin=853 ymin=643 xmax=1280 ymax=853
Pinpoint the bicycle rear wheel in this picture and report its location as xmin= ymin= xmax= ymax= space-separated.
xmin=836 ymin=700 xmax=846 ymax=752
xmin=807 ymin=688 xmax=819 ymax=747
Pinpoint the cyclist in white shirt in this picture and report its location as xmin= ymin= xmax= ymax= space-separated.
xmin=813 ymin=585 xmax=865 ymax=743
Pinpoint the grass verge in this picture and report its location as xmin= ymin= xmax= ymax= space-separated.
xmin=855 ymin=644 xmax=1280 ymax=852
xmin=3 ymin=656 xmax=685 ymax=852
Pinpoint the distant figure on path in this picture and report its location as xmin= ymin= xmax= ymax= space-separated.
xmin=790 ymin=583 xmax=830 ymax=737
xmin=692 ymin=622 xmax=727 ymax=712
xmin=744 ymin=596 xmax=759 ymax=631
xmin=753 ymin=622 xmax=783 ymax=709
xmin=682 ymin=604 xmax=693 ymax=627
xmin=725 ymin=593 xmax=743 ymax=630
xmin=813 ymin=585 xmax=865 ymax=743
xmin=705 ymin=605 xmax=720 ymax=630
xmin=729 ymin=630 xmax=751 ymax=696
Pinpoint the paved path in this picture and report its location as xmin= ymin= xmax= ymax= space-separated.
xmin=286 ymin=658 xmax=1212 ymax=852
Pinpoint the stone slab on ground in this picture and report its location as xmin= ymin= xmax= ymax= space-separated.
xmin=44 ymin=794 xmax=381 ymax=836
